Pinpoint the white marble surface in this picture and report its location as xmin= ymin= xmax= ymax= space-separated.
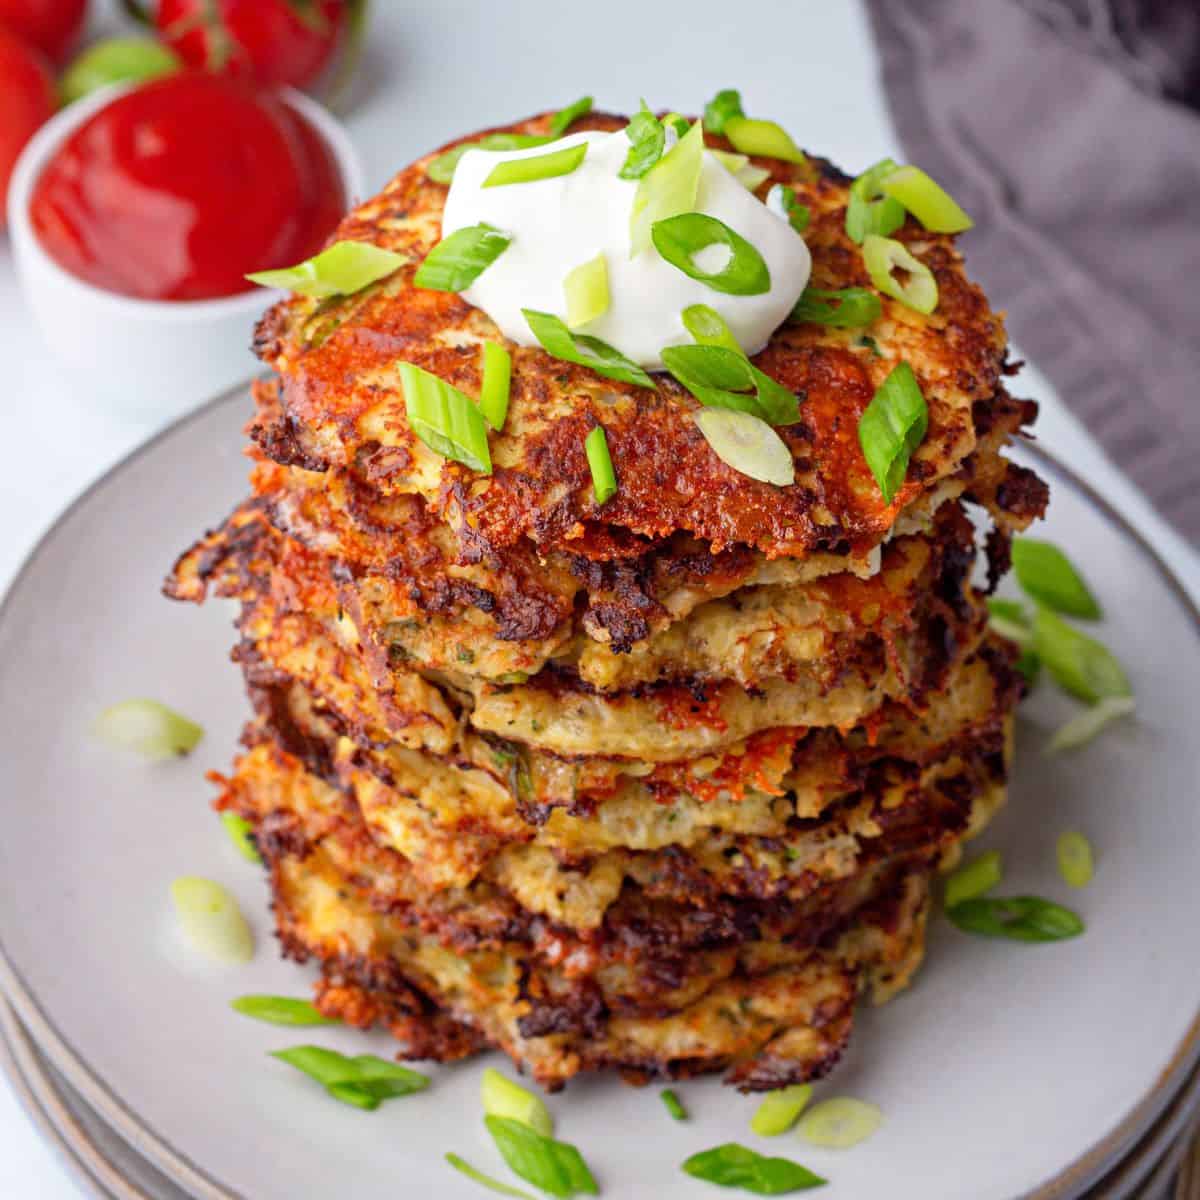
xmin=0 ymin=1 xmax=1195 ymax=1195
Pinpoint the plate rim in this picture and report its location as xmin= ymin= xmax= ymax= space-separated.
xmin=0 ymin=381 xmax=1197 ymax=1200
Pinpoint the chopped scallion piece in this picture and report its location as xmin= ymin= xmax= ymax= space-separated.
xmin=766 ymin=184 xmax=809 ymax=232
xmin=789 ymin=287 xmax=881 ymax=328
xmin=943 ymin=850 xmax=1002 ymax=909
xmin=946 ymin=896 xmax=1085 ymax=942
xmin=231 ymin=995 xmax=336 ymax=1026
xmin=750 ymin=1084 xmax=812 ymax=1137
xmin=479 ymin=342 xmax=512 ymax=432
xmin=563 ymin=252 xmax=610 ymax=329
xmin=652 ymin=212 xmax=770 ymax=296
xmin=522 ymin=310 xmax=654 ymax=389
xmin=271 ymin=1046 xmax=429 ymax=1109
xmin=548 ymin=95 xmax=593 ymax=137
xmin=695 ymin=409 xmax=795 ymax=487
xmin=862 ymin=234 xmax=938 ymax=314
xmin=879 ymin=164 xmax=973 ymax=233
xmin=712 ymin=150 xmax=772 ymax=192
xmin=481 ymin=1067 xmax=554 ymax=1137
xmin=246 ymin=240 xmax=407 ymax=298
xmin=1012 ymin=538 xmax=1101 ymax=619
xmin=630 ymin=118 xmax=704 ymax=256
xmin=703 ymin=88 xmax=745 ymax=134
xmin=723 ymin=116 xmax=806 ymax=165
xmin=585 ymin=426 xmax=617 ymax=507
xmin=663 ymin=344 xmax=798 ymax=425
xmin=620 ymin=104 xmax=666 ymax=180
xmin=663 ymin=112 xmax=691 ymax=138
xmin=845 ymin=158 xmax=905 ymax=244
xmin=857 ymin=361 xmax=928 ymax=504
xmin=483 ymin=142 xmax=588 ymax=188
xmin=1032 ymin=608 xmax=1131 ymax=704
xmin=446 ymin=1153 xmax=536 ymax=1199
xmin=1046 ymin=695 xmax=1135 ymax=755
xmin=1015 ymin=647 xmax=1042 ymax=685
xmin=682 ymin=304 xmax=745 ymax=356
xmin=485 ymin=1115 xmax=598 ymax=1198
xmin=661 ymin=1089 xmax=688 ymax=1121
xmin=682 ymin=1143 xmax=826 ymax=1193
xmin=427 ymin=134 xmax=554 ymax=185
xmin=399 ymin=362 xmax=493 ymax=474
xmin=796 ymin=1098 xmax=883 ymax=1149
xmin=988 ymin=612 xmax=1034 ymax=648
xmin=413 ymin=223 xmax=512 ymax=292
xmin=93 ymin=699 xmax=203 ymax=760
xmin=219 ymin=812 xmax=260 ymax=864
xmin=1057 ymin=831 xmax=1096 ymax=888
xmin=987 ymin=597 xmax=1029 ymax=624
xmin=170 ymin=877 xmax=253 ymax=964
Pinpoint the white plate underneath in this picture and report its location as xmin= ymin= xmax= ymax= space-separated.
xmin=0 ymin=385 xmax=1197 ymax=1200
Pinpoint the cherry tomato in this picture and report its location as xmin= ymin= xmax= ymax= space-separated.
xmin=0 ymin=27 xmax=56 ymax=228
xmin=155 ymin=0 xmax=347 ymax=89
xmin=0 ymin=0 xmax=88 ymax=63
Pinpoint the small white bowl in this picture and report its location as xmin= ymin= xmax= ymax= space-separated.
xmin=7 ymin=82 xmax=365 ymax=421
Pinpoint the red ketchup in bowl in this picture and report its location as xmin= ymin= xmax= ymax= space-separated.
xmin=29 ymin=73 xmax=345 ymax=301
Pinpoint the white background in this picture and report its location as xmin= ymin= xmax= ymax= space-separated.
xmin=0 ymin=1 xmax=1196 ymax=1194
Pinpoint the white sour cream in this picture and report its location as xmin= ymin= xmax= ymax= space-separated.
xmin=440 ymin=130 xmax=811 ymax=371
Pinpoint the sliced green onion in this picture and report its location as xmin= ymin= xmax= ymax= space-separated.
xmin=879 ymin=164 xmax=973 ymax=233
xmin=1032 ymin=608 xmax=1131 ymax=704
xmin=661 ymin=1089 xmax=688 ymax=1121
xmin=170 ymin=877 xmax=253 ymax=964
xmin=630 ymin=119 xmax=705 ymax=256
xmin=563 ymin=253 xmax=610 ymax=329
xmin=652 ymin=212 xmax=770 ymax=296
xmin=271 ymin=1046 xmax=429 ymax=1110
xmin=620 ymin=105 xmax=666 ymax=181
xmin=988 ymin=613 xmax=1034 ymax=648
xmin=943 ymin=850 xmax=1002 ymax=909
xmin=987 ymin=597 xmax=1029 ymax=623
xmin=946 ymin=896 xmax=1085 ymax=942
xmin=479 ymin=342 xmax=512 ymax=432
xmin=585 ymin=427 xmax=617 ymax=507
xmin=703 ymin=88 xmax=745 ymax=134
xmin=231 ymin=995 xmax=336 ymax=1026
xmin=93 ymin=699 xmax=203 ymax=760
xmin=522 ymin=310 xmax=653 ymax=389
xmin=750 ymin=1084 xmax=812 ymax=1137
xmin=484 ymin=1115 xmax=598 ymax=1198
xmin=663 ymin=344 xmax=799 ymax=425
xmin=663 ymin=112 xmax=691 ymax=138
xmin=60 ymin=36 xmax=180 ymax=105
xmin=723 ymin=116 xmax=806 ymax=165
xmin=399 ymin=362 xmax=493 ymax=473
xmin=695 ymin=409 xmax=795 ymax=487
xmin=220 ymin=812 xmax=261 ymax=864
xmin=682 ymin=304 xmax=745 ymax=355
xmin=427 ymin=134 xmax=554 ymax=185
xmin=789 ymin=287 xmax=881 ymax=328
xmin=845 ymin=158 xmax=906 ymax=244
xmin=682 ymin=1144 xmax=826 ymax=1193
xmin=483 ymin=142 xmax=588 ymax=189
xmin=548 ymin=95 xmax=593 ymax=137
xmin=796 ymin=1098 xmax=883 ymax=1149
xmin=857 ymin=361 xmax=929 ymax=504
xmin=1046 ymin=695 xmax=1135 ymax=755
xmin=766 ymin=184 xmax=809 ymax=232
xmin=247 ymin=241 xmax=406 ymax=298
xmin=446 ymin=1153 xmax=536 ymax=1200
xmin=862 ymin=234 xmax=938 ymax=314
xmin=413 ymin=223 xmax=511 ymax=292
xmin=1012 ymin=538 xmax=1101 ymax=619
xmin=1015 ymin=647 xmax=1042 ymax=685
xmin=711 ymin=150 xmax=772 ymax=192
xmin=1057 ymin=831 xmax=1096 ymax=889
xmin=481 ymin=1067 xmax=554 ymax=1137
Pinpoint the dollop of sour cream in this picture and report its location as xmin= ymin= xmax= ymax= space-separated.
xmin=441 ymin=130 xmax=811 ymax=370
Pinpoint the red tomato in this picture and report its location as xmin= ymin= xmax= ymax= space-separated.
xmin=156 ymin=0 xmax=346 ymax=89
xmin=0 ymin=0 xmax=88 ymax=63
xmin=0 ymin=28 xmax=56 ymax=229
xmin=29 ymin=73 xmax=346 ymax=299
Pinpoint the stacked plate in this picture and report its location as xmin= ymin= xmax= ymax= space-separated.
xmin=0 ymin=386 xmax=1196 ymax=1198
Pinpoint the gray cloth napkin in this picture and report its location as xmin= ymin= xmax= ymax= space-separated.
xmin=865 ymin=0 xmax=1200 ymax=545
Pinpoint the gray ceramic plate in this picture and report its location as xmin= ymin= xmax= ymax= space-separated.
xmin=0 ymin=385 xmax=1197 ymax=1200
